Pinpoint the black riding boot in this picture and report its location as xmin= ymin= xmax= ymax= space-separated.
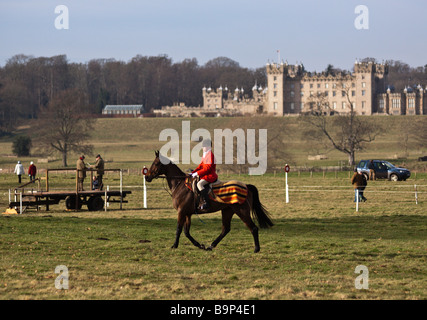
xmin=200 ymin=188 xmax=210 ymax=210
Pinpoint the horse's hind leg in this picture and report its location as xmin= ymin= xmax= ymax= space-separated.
xmin=184 ymin=215 xmax=205 ymax=250
xmin=235 ymin=203 xmax=261 ymax=253
xmin=207 ymin=207 xmax=233 ymax=251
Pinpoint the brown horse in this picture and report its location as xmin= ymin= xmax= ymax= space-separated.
xmin=144 ymin=151 xmax=273 ymax=253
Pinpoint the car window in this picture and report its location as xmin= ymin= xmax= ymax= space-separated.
xmin=359 ymin=161 xmax=366 ymax=168
xmin=383 ymin=161 xmax=394 ymax=169
xmin=374 ymin=162 xmax=382 ymax=170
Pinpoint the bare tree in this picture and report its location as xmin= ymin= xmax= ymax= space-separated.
xmin=301 ymin=81 xmax=383 ymax=166
xmin=33 ymin=88 xmax=93 ymax=166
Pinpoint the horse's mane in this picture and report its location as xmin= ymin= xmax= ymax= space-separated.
xmin=159 ymin=154 xmax=186 ymax=177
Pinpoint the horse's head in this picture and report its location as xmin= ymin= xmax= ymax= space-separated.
xmin=145 ymin=150 xmax=166 ymax=182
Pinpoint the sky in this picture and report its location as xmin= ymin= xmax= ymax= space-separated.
xmin=1 ymin=0 xmax=426 ymax=72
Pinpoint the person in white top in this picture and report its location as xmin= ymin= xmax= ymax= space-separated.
xmin=14 ymin=160 xmax=25 ymax=184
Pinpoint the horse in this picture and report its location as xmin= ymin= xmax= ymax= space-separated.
xmin=144 ymin=151 xmax=273 ymax=253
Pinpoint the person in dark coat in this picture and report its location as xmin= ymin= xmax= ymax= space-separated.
xmin=351 ymin=167 xmax=367 ymax=202
xmin=368 ymin=160 xmax=376 ymax=181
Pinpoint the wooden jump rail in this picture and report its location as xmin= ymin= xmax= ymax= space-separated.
xmin=9 ymin=168 xmax=131 ymax=213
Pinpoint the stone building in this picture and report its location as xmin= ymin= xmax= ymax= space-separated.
xmin=265 ymin=60 xmax=389 ymax=115
xmin=202 ymin=85 xmax=264 ymax=115
xmin=201 ymin=60 xmax=426 ymax=116
xmin=102 ymin=105 xmax=144 ymax=116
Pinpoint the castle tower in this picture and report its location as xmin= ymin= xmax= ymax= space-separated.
xmin=353 ymin=61 xmax=388 ymax=114
xmin=266 ymin=62 xmax=285 ymax=115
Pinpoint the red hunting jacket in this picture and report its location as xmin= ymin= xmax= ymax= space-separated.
xmin=28 ymin=164 xmax=37 ymax=176
xmin=192 ymin=150 xmax=218 ymax=183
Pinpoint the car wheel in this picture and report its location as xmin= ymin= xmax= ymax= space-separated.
xmin=390 ymin=174 xmax=399 ymax=182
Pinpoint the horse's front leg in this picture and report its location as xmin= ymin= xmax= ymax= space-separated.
xmin=184 ymin=215 xmax=205 ymax=250
xmin=171 ymin=212 xmax=186 ymax=249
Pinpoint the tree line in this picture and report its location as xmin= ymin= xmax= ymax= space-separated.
xmin=0 ymin=54 xmax=266 ymax=135
xmin=1 ymin=54 xmax=426 ymax=137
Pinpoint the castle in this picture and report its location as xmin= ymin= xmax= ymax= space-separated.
xmin=154 ymin=60 xmax=427 ymax=117
xmin=202 ymin=60 xmax=427 ymax=116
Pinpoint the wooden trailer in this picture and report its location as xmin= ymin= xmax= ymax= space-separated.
xmin=7 ymin=168 xmax=132 ymax=213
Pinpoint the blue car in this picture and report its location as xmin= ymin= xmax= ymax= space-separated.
xmin=357 ymin=160 xmax=411 ymax=181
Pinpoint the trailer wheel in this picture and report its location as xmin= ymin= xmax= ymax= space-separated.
xmin=88 ymin=196 xmax=104 ymax=211
xmin=65 ymin=195 xmax=82 ymax=210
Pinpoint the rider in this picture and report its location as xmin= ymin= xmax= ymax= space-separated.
xmin=191 ymin=138 xmax=218 ymax=210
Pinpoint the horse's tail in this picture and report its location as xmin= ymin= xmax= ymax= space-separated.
xmin=247 ymin=184 xmax=274 ymax=229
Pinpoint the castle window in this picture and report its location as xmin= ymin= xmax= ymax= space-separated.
xmin=332 ymin=83 xmax=337 ymax=89
xmin=274 ymin=91 xmax=277 ymax=97
xmin=274 ymin=83 xmax=278 ymax=89
xmin=362 ymin=82 xmax=366 ymax=88
xmin=274 ymin=76 xmax=277 ymax=81
xmin=362 ymin=101 xmax=366 ymax=109
xmin=310 ymin=84 xmax=314 ymax=89
xmin=352 ymin=91 xmax=356 ymax=97
xmin=290 ymin=91 xmax=295 ymax=97
xmin=392 ymin=99 xmax=400 ymax=109
xmin=325 ymin=83 xmax=329 ymax=89
xmin=342 ymin=91 xmax=346 ymax=97
xmin=362 ymin=90 xmax=366 ymax=96
xmin=342 ymin=102 xmax=346 ymax=109
xmin=301 ymin=84 xmax=304 ymax=89
xmin=333 ymin=91 xmax=336 ymax=97
xmin=408 ymin=98 xmax=415 ymax=108
xmin=274 ymin=102 xmax=278 ymax=110
xmin=290 ymin=103 xmax=295 ymax=110
xmin=317 ymin=84 xmax=321 ymax=89
xmin=379 ymin=99 xmax=385 ymax=109
xmin=352 ymin=83 xmax=356 ymax=88
xmin=333 ymin=102 xmax=337 ymax=109
xmin=291 ymin=84 xmax=295 ymax=89
xmin=325 ymin=91 xmax=329 ymax=96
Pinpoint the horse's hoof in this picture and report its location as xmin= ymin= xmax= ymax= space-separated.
xmin=254 ymin=247 xmax=260 ymax=253
xmin=171 ymin=244 xmax=178 ymax=249
xmin=206 ymin=246 xmax=213 ymax=251
xmin=199 ymin=244 xmax=206 ymax=250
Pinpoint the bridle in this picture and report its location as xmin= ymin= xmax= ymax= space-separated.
xmin=145 ymin=168 xmax=191 ymax=197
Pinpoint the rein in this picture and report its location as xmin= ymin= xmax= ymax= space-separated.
xmin=151 ymin=174 xmax=189 ymax=197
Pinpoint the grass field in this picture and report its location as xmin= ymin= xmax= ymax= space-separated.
xmin=0 ymin=116 xmax=426 ymax=300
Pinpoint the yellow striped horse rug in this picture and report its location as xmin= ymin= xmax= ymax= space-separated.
xmin=210 ymin=180 xmax=248 ymax=204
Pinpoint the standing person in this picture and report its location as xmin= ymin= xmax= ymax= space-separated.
xmin=28 ymin=161 xmax=37 ymax=182
xmin=191 ymin=139 xmax=218 ymax=210
xmin=351 ymin=167 xmax=368 ymax=202
xmin=14 ymin=161 xmax=25 ymax=184
xmin=368 ymin=160 xmax=376 ymax=181
xmin=93 ymin=154 xmax=104 ymax=190
xmin=76 ymin=155 xmax=87 ymax=191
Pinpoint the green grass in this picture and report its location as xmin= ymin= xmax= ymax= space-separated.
xmin=0 ymin=172 xmax=426 ymax=300
xmin=0 ymin=116 xmax=426 ymax=300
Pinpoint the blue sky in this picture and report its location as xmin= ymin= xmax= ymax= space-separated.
xmin=1 ymin=0 xmax=426 ymax=71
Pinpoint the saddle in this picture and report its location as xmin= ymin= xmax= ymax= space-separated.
xmin=185 ymin=177 xmax=248 ymax=206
